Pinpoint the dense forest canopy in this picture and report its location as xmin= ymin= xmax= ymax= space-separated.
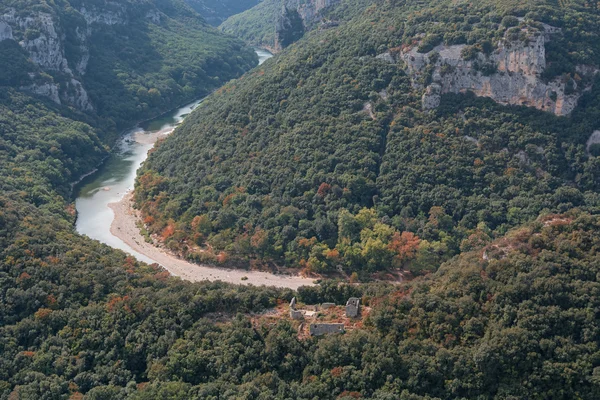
xmin=1 ymin=0 xmax=600 ymax=398
xmin=137 ymin=0 xmax=600 ymax=277
xmin=0 ymin=0 xmax=258 ymax=131
xmin=183 ymin=0 xmax=261 ymax=25
xmin=219 ymin=0 xmax=281 ymax=49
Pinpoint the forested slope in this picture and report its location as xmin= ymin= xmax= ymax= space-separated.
xmin=3 ymin=202 xmax=599 ymax=398
xmin=219 ymin=0 xmax=281 ymax=49
xmin=184 ymin=0 xmax=261 ymax=25
xmin=137 ymin=0 xmax=600 ymax=277
xmin=2 ymin=0 xmax=600 ymax=398
xmin=0 ymin=0 xmax=258 ymax=131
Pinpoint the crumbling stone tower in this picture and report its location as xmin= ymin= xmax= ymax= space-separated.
xmin=345 ymin=297 xmax=360 ymax=318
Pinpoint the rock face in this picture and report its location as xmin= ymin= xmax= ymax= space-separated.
xmin=289 ymin=0 xmax=338 ymax=23
xmin=80 ymin=2 xmax=126 ymax=28
xmin=275 ymin=0 xmax=340 ymax=50
xmin=275 ymin=7 xmax=305 ymax=49
xmin=0 ymin=8 xmax=94 ymax=110
xmin=20 ymin=82 xmax=61 ymax=104
xmin=0 ymin=20 xmax=13 ymax=41
xmin=2 ymin=10 xmax=71 ymax=72
xmin=587 ymin=131 xmax=600 ymax=154
xmin=0 ymin=3 xmax=139 ymax=111
xmin=389 ymin=24 xmax=596 ymax=116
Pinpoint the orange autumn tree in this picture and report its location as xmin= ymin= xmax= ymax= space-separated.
xmin=388 ymin=231 xmax=421 ymax=267
xmin=331 ymin=208 xmax=422 ymax=272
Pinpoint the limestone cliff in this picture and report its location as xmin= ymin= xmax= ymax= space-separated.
xmin=275 ymin=0 xmax=340 ymax=50
xmin=0 ymin=8 xmax=95 ymax=110
xmin=79 ymin=2 xmax=127 ymax=28
xmin=0 ymin=0 xmax=160 ymax=111
xmin=381 ymin=24 xmax=597 ymax=116
xmin=0 ymin=20 xmax=13 ymax=41
xmin=0 ymin=0 xmax=169 ymax=111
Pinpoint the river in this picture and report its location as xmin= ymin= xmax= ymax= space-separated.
xmin=75 ymin=49 xmax=273 ymax=265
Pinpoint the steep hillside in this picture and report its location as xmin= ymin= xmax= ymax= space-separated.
xmin=220 ymin=0 xmax=348 ymax=51
xmin=3 ymin=202 xmax=599 ymax=397
xmin=2 ymin=0 xmax=600 ymax=398
xmin=184 ymin=0 xmax=261 ymax=25
xmin=219 ymin=0 xmax=281 ymax=49
xmin=0 ymin=0 xmax=258 ymax=130
xmin=137 ymin=0 xmax=600 ymax=276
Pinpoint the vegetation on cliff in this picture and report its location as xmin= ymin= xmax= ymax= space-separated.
xmin=219 ymin=0 xmax=281 ymax=49
xmin=136 ymin=0 xmax=600 ymax=277
xmin=1 ymin=0 xmax=600 ymax=398
xmin=0 ymin=0 xmax=258 ymax=130
xmin=183 ymin=0 xmax=260 ymax=25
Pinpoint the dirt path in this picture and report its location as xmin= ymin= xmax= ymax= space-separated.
xmin=109 ymin=192 xmax=315 ymax=289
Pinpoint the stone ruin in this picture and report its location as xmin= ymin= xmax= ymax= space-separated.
xmin=309 ymin=323 xmax=345 ymax=336
xmin=289 ymin=297 xmax=303 ymax=320
xmin=289 ymin=297 xmax=362 ymax=335
xmin=345 ymin=297 xmax=360 ymax=318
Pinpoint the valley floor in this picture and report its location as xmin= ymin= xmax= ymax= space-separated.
xmin=109 ymin=192 xmax=315 ymax=289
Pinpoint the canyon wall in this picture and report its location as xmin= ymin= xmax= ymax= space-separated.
xmin=275 ymin=0 xmax=340 ymax=50
xmin=379 ymin=24 xmax=597 ymax=116
xmin=0 ymin=2 xmax=149 ymax=111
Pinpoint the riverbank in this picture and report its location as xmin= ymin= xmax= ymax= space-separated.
xmin=109 ymin=192 xmax=314 ymax=289
xmin=74 ymin=48 xmax=304 ymax=288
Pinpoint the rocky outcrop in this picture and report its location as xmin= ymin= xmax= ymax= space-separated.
xmin=274 ymin=0 xmax=340 ymax=50
xmin=146 ymin=10 xmax=161 ymax=24
xmin=275 ymin=7 xmax=305 ymax=49
xmin=80 ymin=3 xmax=126 ymax=28
xmin=74 ymin=26 xmax=90 ymax=76
xmin=2 ymin=10 xmax=71 ymax=72
xmin=64 ymin=78 xmax=93 ymax=111
xmin=0 ymin=3 xmax=135 ymax=111
xmin=0 ymin=20 xmax=13 ymax=41
xmin=587 ymin=131 xmax=600 ymax=155
xmin=289 ymin=0 xmax=339 ymax=24
xmin=1 ymin=8 xmax=93 ymax=110
xmin=390 ymin=24 xmax=596 ymax=116
xmin=20 ymin=82 xmax=61 ymax=104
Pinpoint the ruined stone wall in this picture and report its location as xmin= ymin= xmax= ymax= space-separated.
xmin=345 ymin=297 xmax=360 ymax=318
xmin=309 ymin=323 xmax=344 ymax=336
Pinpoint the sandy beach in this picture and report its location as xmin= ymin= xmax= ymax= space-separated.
xmin=108 ymin=192 xmax=315 ymax=289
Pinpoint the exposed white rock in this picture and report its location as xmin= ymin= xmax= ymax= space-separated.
xmin=290 ymin=0 xmax=339 ymax=23
xmin=0 ymin=20 xmax=13 ymax=41
xmin=376 ymin=52 xmax=395 ymax=64
xmin=146 ymin=10 xmax=161 ymax=24
xmin=2 ymin=10 xmax=72 ymax=73
xmin=76 ymin=52 xmax=90 ymax=76
xmin=464 ymin=135 xmax=479 ymax=145
xmin=379 ymin=89 xmax=388 ymax=100
xmin=275 ymin=0 xmax=340 ymax=50
xmin=74 ymin=26 xmax=90 ymax=75
xmin=363 ymin=102 xmax=375 ymax=120
xmin=398 ymin=25 xmax=596 ymax=116
xmin=1 ymin=9 xmax=96 ymax=110
xmin=64 ymin=78 xmax=93 ymax=111
xmin=21 ymin=82 xmax=61 ymax=104
xmin=422 ymin=83 xmax=441 ymax=110
xmin=586 ymin=131 xmax=600 ymax=154
xmin=80 ymin=3 xmax=126 ymax=27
